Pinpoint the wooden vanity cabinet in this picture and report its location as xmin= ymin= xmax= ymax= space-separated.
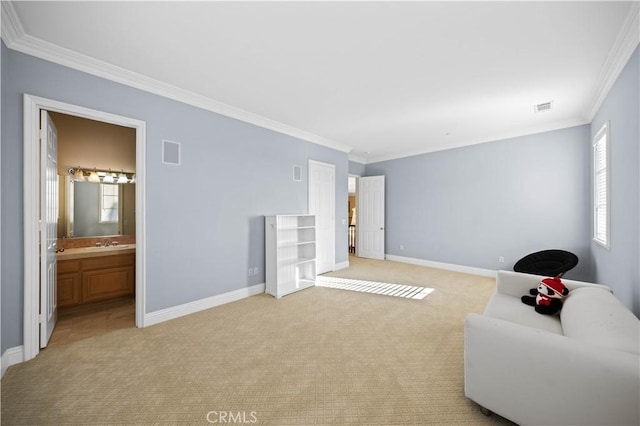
xmin=57 ymin=260 xmax=82 ymax=307
xmin=57 ymin=254 xmax=135 ymax=308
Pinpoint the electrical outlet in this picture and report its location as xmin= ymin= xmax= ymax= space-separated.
xmin=252 ymin=267 xmax=258 ymax=276
xmin=248 ymin=268 xmax=254 ymax=277
xmin=498 ymin=256 xmax=505 ymax=263
xmin=400 ymin=245 xmax=404 ymax=251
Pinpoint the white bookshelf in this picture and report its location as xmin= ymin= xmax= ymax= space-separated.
xmin=265 ymin=215 xmax=316 ymax=298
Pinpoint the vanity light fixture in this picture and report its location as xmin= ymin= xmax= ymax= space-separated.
xmin=117 ymin=171 xmax=129 ymax=184
xmin=103 ymin=170 xmax=115 ymax=184
xmin=72 ymin=167 xmax=85 ymax=181
xmin=68 ymin=166 xmax=135 ymax=184
xmin=88 ymin=169 xmax=101 ymax=183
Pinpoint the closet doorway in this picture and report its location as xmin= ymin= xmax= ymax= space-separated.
xmin=308 ymin=160 xmax=336 ymax=274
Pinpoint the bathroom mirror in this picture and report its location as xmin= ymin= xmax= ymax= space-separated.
xmin=59 ymin=176 xmax=136 ymax=238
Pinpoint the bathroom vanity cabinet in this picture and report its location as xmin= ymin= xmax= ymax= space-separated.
xmin=265 ymin=215 xmax=316 ymax=298
xmin=57 ymin=250 xmax=135 ymax=308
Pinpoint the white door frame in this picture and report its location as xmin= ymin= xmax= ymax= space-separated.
xmin=308 ymin=160 xmax=336 ymax=273
xmin=23 ymin=94 xmax=147 ymax=361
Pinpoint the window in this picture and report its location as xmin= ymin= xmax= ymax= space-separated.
xmin=593 ymin=122 xmax=609 ymax=248
xmin=99 ymin=184 xmax=119 ymax=223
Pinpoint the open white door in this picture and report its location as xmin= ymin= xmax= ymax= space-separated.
xmin=357 ymin=176 xmax=385 ymax=260
xmin=40 ymin=110 xmax=58 ymax=348
xmin=308 ymin=160 xmax=335 ymax=274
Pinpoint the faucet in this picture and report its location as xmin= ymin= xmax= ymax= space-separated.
xmin=104 ymin=240 xmax=111 ymax=247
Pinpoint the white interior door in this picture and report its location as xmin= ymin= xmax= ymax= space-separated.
xmin=40 ymin=110 xmax=58 ymax=348
xmin=308 ymin=160 xmax=335 ymax=274
xmin=357 ymin=176 xmax=385 ymax=260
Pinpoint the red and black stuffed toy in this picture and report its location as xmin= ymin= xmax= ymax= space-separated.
xmin=521 ymin=276 xmax=569 ymax=315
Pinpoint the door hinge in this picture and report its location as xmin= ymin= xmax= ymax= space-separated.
xmin=39 ymin=314 xmax=44 ymax=323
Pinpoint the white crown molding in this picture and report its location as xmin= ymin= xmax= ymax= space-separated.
xmin=4 ymin=1 xmax=635 ymax=163
xmin=0 ymin=2 xmax=352 ymax=155
xmin=348 ymin=154 xmax=367 ymax=164
xmin=364 ymin=117 xmax=590 ymax=165
xmin=583 ymin=2 xmax=640 ymax=121
xmin=0 ymin=1 xmax=23 ymax=43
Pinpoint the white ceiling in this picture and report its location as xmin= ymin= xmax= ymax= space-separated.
xmin=3 ymin=1 xmax=639 ymax=163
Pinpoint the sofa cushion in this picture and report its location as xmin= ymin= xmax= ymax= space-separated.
xmin=561 ymin=287 xmax=640 ymax=355
xmin=483 ymin=293 xmax=563 ymax=334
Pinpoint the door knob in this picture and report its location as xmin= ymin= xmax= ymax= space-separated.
xmin=380 ymin=227 xmax=384 ymax=230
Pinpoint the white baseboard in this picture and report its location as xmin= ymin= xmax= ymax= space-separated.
xmin=1 ymin=346 xmax=24 ymax=378
xmin=385 ymin=254 xmax=496 ymax=278
xmin=144 ymin=283 xmax=265 ymax=327
xmin=334 ymin=261 xmax=349 ymax=271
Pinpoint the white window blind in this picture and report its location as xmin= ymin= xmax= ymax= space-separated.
xmin=593 ymin=122 xmax=609 ymax=248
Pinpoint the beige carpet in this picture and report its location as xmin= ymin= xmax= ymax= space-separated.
xmin=1 ymin=256 xmax=514 ymax=425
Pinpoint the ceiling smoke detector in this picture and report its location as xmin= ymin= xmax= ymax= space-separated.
xmin=534 ymin=101 xmax=553 ymax=113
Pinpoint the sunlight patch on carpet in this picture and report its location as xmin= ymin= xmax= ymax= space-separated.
xmin=316 ymin=276 xmax=434 ymax=300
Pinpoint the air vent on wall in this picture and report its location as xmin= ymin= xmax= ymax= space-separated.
xmin=534 ymin=101 xmax=553 ymax=113
xmin=293 ymin=165 xmax=302 ymax=182
xmin=162 ymin=140 xmax=181 ymax=165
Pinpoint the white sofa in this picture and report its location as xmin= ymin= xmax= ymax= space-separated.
xmin=465 ymin=270 xmax=640 ymax=426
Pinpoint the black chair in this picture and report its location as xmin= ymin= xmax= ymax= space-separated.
xmin=513 ymin=249 xmax=578 ymax=277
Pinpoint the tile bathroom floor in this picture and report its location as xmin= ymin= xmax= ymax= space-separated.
xmin=46 ymin=297 xmax=135 ymax=348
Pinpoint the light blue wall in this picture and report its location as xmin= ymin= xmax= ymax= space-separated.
xmin=0 ymin=43 xmax=349 ymax=352
xmin=366 ymin=125 xmax=593 ymax=281
xmin=349 ymin=160 xmax=366 ymax=176
xmin=363 ymin=47 xmax=639 ymax=317
xmin=590 ymin=46 xmax=639 ymax=316
xmin=1 ymin=42 xmax=18 ymax=354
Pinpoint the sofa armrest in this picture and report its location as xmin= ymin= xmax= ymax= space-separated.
xmin=464 ymin=313 xmax=639 ymax=426
xmin=495 ymin=270 xmax=611 ymax=298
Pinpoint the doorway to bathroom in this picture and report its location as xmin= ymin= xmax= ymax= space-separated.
xmin=47 ymin=110 xmax=137 ymax=348
xmin=23 ymin=95 xmax=146 ymax=362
